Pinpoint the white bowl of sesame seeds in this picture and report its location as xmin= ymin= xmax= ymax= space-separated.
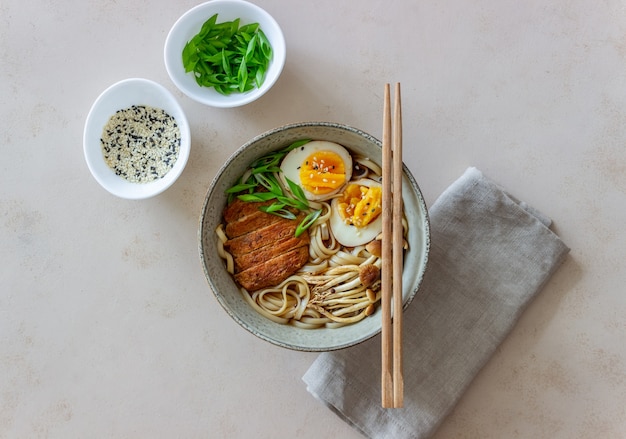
xmin=83 ymin=78 xmax=191 ymax=199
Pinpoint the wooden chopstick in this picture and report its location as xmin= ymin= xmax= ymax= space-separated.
xmin=381 ymin=82 xmax=404 ymax=408
xmin=392 ymin=82 xmax=404 ymax=407
xmin=381 ymin=83 xmax=394 ymax=408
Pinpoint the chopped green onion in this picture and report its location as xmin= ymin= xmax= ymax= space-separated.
xmin=285 ymin=177 xmax=309 ymax=206
xmin=225 ymin=182 xmax=257 ymax=194
xmin=259 ymin=203 xmax=297 ymax=220
xmin=182 ymin=13 xmax=273 ymax=95
xmin=277 ymin=195 xmax=308 ymax=211
xmin=238 ymin=192 xmax=277 ymax=203
xmin=226 ymin=139 xmax=321 ymax=237
xmin=296 ymin=209 xmax=322 ymax=237
xmin=283 ymin=139 xmax=311 ymax=152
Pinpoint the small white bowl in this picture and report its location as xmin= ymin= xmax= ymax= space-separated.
xmin=164 ymin=0 xmax=286 ymax=108
xmin=83 ymin=78 xmax=191 ymax=199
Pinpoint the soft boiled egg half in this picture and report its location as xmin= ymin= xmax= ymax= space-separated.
xmin=329 ymin=178 xmax=383 ymax=247
xmin=279 ymin=140 xmax=353 ymax=201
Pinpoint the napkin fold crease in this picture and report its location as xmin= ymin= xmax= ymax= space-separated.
xmin=303 ymin=167 xmax=570 ymax=439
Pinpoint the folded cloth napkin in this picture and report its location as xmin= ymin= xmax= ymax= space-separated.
xmin=303 ymin=167 xmax=570 ymax=439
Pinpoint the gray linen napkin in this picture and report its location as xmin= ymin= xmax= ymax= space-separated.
xmin=303 ymin=167 xmax=570 ymax=439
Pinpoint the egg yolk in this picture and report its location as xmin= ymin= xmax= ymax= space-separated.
xmin=299 ymin=151 xmax=346 ymax=195
xmin=337 ymin=183 xmax=382 ymax=228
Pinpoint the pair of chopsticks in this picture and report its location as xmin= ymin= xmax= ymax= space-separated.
xmin=381 ymin=82 xmax=404 ymax=408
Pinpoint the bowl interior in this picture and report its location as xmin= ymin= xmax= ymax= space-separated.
xmin=83 ymin=78 xmax=191 ymax=199
xmin=164 ymin=0 xmax=286 ymax=108
xmin=199 ymin=122 xmax=430 ymax=351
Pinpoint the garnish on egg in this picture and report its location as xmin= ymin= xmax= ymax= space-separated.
xmin=299 ymin=150 xmax=346 ymax=195
xmin=329 ymin=178 xmax=384 ymax=247
xmin=280 ymin=140 xmax=353 ymax=201
xmin=336 ymin=183 xmax=382 ymax=227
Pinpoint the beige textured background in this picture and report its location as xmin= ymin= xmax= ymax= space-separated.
xmin=1 ymin=0 xmax=625 ymax=437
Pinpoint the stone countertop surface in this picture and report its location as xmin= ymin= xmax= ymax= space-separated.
xmin=1 ymin=0 xmax=625 ymax=437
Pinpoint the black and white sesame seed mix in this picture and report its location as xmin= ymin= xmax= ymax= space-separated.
xmin=100 ymin=105 xmax=181 ymax=183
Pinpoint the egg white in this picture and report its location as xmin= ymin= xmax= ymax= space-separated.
xmin=329 ymin=178 xmax=383 ymax=247
xmin=279 ymin=140 xmax=353 ymax=201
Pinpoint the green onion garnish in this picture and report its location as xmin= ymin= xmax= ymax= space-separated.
xmin=296 ymin=209 xmax=322 ymax=238
xmin=182 ymin=14 xmax=273 ymax=95
xmin=226 ymin=140 xmax=320 ymax=236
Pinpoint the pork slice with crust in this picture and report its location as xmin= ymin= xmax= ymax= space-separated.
xmin=224 ymin=216 xmax=300 ymax=256
xmin=222 ymin=198 xmax=273 ymax=223
xmin=222 ymin=201 xmax=311 ymax=292
xmin=234 ymin=246 xmax=310 ymax=292
xmin=225 ymin=208 xmax=284 ymax=239
xmin=233 ymin=233 xmax=310 ymax=272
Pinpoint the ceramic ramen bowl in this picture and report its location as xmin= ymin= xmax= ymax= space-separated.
xmin=198 ymin=122 xmax=430 ymax=351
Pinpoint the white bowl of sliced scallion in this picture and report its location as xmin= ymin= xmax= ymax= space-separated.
xmin=164 ymin=0 xmax=286 ymax=108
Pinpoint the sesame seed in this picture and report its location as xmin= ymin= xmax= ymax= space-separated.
xmin=100 ymin=105 xmax=180 ymax=183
